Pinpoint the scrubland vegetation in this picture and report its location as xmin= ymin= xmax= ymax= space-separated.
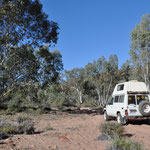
xmin=0 ymin=1 xmax=150 ymax=149
xmin=0 ymin=0 xmax=150 ymax=113
xmin=99 ymin=122 xmax=144 ymax=150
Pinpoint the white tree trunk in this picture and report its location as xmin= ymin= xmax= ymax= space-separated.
xmin=96 ymin=89 xmax=101 ymax=106
xmin=79 ymin=91 xmax=82 ymax=104
xmin=105 ymin=77 xmax=112 ymax=104
xmin=146 ymin=62 xmax=150 ymax=91
xmin=76 ymin=88 xmax=83 ymax=104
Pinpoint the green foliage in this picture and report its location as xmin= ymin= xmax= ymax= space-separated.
xmin=37 ymin=47 xmax=63 ymax=87
xmin=7 ymin=95 xmax=22 ymax=112
xmin=25 ymin=108 xmax=44 ymax=115
xmin=120 ymin=60 xmax=131 ymax=82
xmin=37 ymin=83 xmax=68 ymax=109
xmin=100 ymin=122 xmax=125 ymax=139
xmin=65 ymin=68 xmax=85 ymax=104
xmin=17 ymin=120 xmax=35 ymax=134
xmin=0 ymin=0 xmax=63 ymax=110
xmin=17 ymin=115 xmax=32 ymax=124
xmin=0 ymin=0 xmax=58 ymax=47
xmin=129 ymin=14 xmax=150 ymax=88
xmin=16 ymin=114 xmax=35 ymax=134
xmin=0 ymin=122 xmax=17 ymax=134
xmin=0 ymin=115 xmax=35 ymax=135
xmin=1 ymin=1 xmax=150 ymax=112
xmin=44 ymin=126 xmax=55 ymax=131
xmin=107 ymin=138 xmax=143 ymax=150
xmin=84 ymin=55 xmax=119 ymax=106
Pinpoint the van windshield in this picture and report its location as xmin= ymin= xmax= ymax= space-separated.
xmin=128 ymin=95 xmax=149 ymax=105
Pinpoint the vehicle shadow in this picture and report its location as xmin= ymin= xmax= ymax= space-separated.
xmin=50 ymin=107 xmax=104 ymax=115
xmin=127 ymin=120 xmax=150 ymax=125
xmin=62 ymin=108 xmax=104 ymax=115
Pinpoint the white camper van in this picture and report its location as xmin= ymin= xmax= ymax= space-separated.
xmin=104 ymin=80 xmax=150 ymax=125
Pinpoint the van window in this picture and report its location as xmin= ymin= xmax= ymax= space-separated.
xmin=128 ymin=95 xmax=136 ymax=105
xmin=114 ymin=96 xmax=119 ymax=103
xmin=117 ymin=84 xmax=124 ymax=91
xmin=137 ymin=95 xmax=149 ymax=105
xmin=108 ymin=97 xmax=114 ymax=105
xmin=119 ymin=95 xmax=125 ymax=103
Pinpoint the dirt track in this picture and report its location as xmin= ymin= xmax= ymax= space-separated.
xmin=0 ymin=110 xmax=150 ymax=150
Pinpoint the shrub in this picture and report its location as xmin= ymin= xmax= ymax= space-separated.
xmin=35 ymin=108 xmax=44 ymax=114
xmin=7 ymin=98 xmax=22 ymax=112
xmin=0 ymin=116 xmax=35 ymax=135
xmin=16 ymin=115 xmax=35 ymax=134
xmin=25 ymin=108 xmax=44 ymax=115
xmin=100 ymin=122 xmax=124 ymax=139
xmin=0 ymin=122 xmax=17 ymax=134
xmin=107 ymin=138 xmax=143 ymax=150
xmin=17 ymin=115 xmax=32 ymax=124
xmin=17 ymin=120 xmax=35 ymax=134
xmin=44 ymin=126 xmax=55 ymax=131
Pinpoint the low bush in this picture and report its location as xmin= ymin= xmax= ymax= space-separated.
xmin=17 ymin=115 xmax=32 ymax=124
xmin=100 ymin=122 xmax=124 ymax=139
xmin=107 ymin=138 xmax=143 ymax=150
xmin=0 ymin=115 xmax=35 ymax=135
xmin=16 ymin=115 xmax=34 ymax=134
xmin=25 ymin=108 xmax=44 ymax=115
xmin=17 ymin=120 xmax=35 ymax=134
xmin=44 ymin=126 xmax=55 ymax=131
xmin=0 ymin=122 xmax=17 ymax=134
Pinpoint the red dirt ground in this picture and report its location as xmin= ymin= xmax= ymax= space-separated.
xmin=0 ymin=109 xmax=150 ymax=150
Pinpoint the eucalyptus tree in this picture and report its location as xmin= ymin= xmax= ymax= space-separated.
xmin=129 ymin=14 xmax=150 ymax=90
xmin=0 ymin=0 xmax=62 ymax=102
xmin=85 ymin=54 xmax=118 ymax=106
xmin=120 ymin=60 xmax=131 ymax=82
xmin=85 ymin=57 xmax=106 ymax=106
xmin=102 ymin=54 xmax=119 ymax=104
xmin=36 ymin=46 xmax=63 ymax=88
xmin=64 ymin=68 xmax=85 ymax=104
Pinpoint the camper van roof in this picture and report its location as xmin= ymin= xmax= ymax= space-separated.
xmin=112 ymin=80 xmax=149 ymax=95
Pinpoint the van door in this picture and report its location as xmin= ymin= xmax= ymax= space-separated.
xmin=106 ymin=97 xmax=114 ymax=117
xmin=128 ymin=95 xmax=138 ymax=116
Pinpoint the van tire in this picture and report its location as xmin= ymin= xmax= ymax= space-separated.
xmin=117 ymin=113 xmax=124 ymax=125
xmin=139 ymin=101 xmax=150 ymax=117
xmin=104 ymin=111 xmax=109 ymax=121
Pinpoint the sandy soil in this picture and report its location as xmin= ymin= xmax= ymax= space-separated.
xmin=0 ymin=109 xmax=150 ymax=150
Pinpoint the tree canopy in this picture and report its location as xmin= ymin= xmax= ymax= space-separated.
xmin=129 ymin=14 xmax=150 ymax=89
xmin=0 ymin=0 xmax=63 ymax=105
xmin=1 ymin=1 xmax=150 ymax=111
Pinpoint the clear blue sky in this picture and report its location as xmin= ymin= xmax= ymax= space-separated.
xmin=40 ymin=0 xmax=150 ymax=70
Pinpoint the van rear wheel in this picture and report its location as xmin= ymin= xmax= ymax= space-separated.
xmin=117 ymin=113 xmax=125 ymax=125
xmin=104 ymin=111 xmax=109 ymax=121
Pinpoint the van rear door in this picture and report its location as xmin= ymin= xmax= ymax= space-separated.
xmin=127 ymin=95 xmax=146 ymax=116
xmin=128 ymin=95 xmax=139 ymax=116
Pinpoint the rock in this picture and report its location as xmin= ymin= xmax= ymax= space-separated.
xmin=54 ymin=145 xmax=59 ymax=150
xmin=97 ymin=134 xmax=109 ymax=141
xmin=31 ymin=145 xmax=35 ymax=148
xmin=58 ymin=136 xmax=69 ymax=142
